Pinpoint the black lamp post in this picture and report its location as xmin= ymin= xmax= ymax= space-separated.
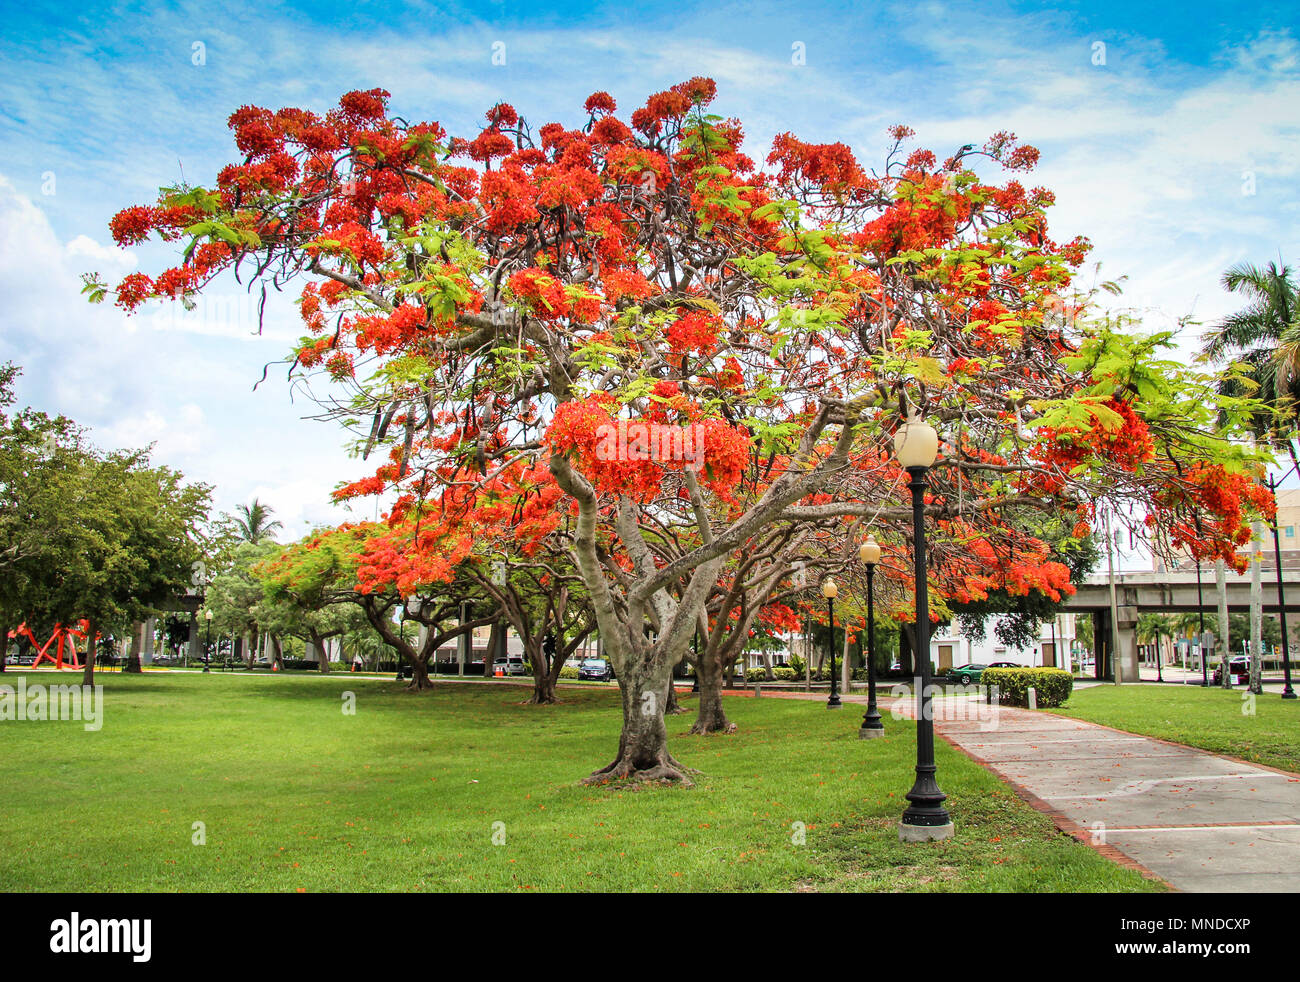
xmin=823 ymin=578 xmax=841 ymax=709
xmin=895 ymin=411 xmax=953 ymax=841
xmin=859 ymin=534 xmax=884 ymax=738
xmin=203 ymin=609 xmax=212 ymax=673
xmin=1269 ymin=474 xmax=1297 ymax=699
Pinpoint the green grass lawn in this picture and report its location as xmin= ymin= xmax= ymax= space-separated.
xmin=1052 ymin=684 xmax=1300 ymax=774
xmin=0 ymin=671 xmax=1158 ymax=892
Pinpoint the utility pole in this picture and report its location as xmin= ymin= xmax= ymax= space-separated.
xmin=1105 ymin=509 xmax=1122 ymax=685
xmin=1216 ymin=558 xmax=1232 ymax=688
xmin=1268 ymin=474 xmax=1297 ymax=698
xmin=1196 ymin=560 xmax=1208 ymax=685
xmin=1250 ymin=519 xmax=1265 ymax=695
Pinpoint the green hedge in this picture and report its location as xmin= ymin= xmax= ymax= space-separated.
xmin=744 ymin=667 xmax=767 ymax=681
xmin=559 ymin=665 xmax=579 ymax=679
xmin=773 ymin=666 xmax=798 ymax=682
xmin=981 ymin=667 xmax=1073 ymax=708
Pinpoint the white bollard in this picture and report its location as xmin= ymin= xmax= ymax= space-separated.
xmin=1028 ymin=686 xmax=1037 ymax=710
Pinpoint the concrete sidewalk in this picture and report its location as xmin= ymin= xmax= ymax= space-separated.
xmin=764 ymin=689 xmax=1300 ymax=890
xmin=933 ymin=704 xmax=1300 ymax=892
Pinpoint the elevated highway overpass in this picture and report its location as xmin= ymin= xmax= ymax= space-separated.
xmin=1061 ymin=569 xmax=1300 ymax=682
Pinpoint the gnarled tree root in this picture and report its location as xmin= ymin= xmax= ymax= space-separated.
xmin=688 ymin=719 xmax=738 ymax=735
xmin=582 ymin=751 xmax=696 ymax=787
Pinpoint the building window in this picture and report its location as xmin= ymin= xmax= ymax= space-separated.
xmin=1287 ymin=526 xmax=1295 ymax=538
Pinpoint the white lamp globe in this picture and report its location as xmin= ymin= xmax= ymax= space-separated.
xmin=859 ymin=535 xmax=882 ymax=566
xmin=894 ymin=414 xmax=939 ymax=469
xmin=821 ymin=578 xmax=838 ymax=600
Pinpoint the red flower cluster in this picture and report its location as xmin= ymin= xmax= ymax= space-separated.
xmin=545 ymin=396 xmax=750 ymax=500
xmin=1153 ymin=464 xmax=1275 ymax=570
xmin=665 ymin=311 xmax=722 ymax=354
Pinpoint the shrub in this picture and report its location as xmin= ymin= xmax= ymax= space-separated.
xmin=981 ymin=667 xmax=1073 ymax=708
xmin=851 ymin=667 xmax=870 ymax=682
xmin=812 ymin=658 xmax=841 ymax=682
xmin=744 ymin=666 xmax=767 ymax=682
xmin=559 ymin=665 xmax=579 ymax=679
xmin=773 ymin=666 xmax=798 ymax=682
xmin=787 ymin=652 xmax=806 ymax=676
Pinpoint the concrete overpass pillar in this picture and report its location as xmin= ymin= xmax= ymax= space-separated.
xmin=1093 ymin=608 xmax=1110 ymax=681
xmin=1115 ymin=605 xmax=1140 ymax=682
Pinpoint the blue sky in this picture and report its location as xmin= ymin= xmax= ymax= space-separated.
xmin=1 ymin=0 xmax=1297 ymax=555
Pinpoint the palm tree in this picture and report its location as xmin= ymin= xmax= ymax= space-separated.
xmin=234 ymin=498 xmax=283 ymax=544
xmin=1202 ymin=260 xmax=1300 ymax=459
xmin=1136 ymin=612 xmax=1175 ymax=681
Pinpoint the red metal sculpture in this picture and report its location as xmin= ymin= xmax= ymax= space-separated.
xmin=10 ymin=620 xmax=91 ymax=670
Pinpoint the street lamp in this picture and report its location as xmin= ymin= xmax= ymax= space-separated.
xmin=1269 ymin=474 xmax=1297 ymax=699
xmin=203 ymin=609 xmax=213 ymax=673
xmin=822 ymin=577 xmax=840 ymax=709
xmin=859 ymin=534 xmax=885 ymax=738
xmin=894 ymin=411 xmax=954 ymax=841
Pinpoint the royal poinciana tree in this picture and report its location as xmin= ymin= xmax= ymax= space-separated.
xmin=100 ymin=80 xmax=1271 ymax=783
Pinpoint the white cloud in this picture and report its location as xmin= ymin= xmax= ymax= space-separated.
xmin=0 ymin=175 xmax=358 ymax=531
xmin=64 ymin=234 xmax=135 ymax=267
xmin=4 ymin=4 xmax=1299 ymax=558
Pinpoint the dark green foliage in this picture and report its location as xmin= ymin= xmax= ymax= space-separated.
xmin=982 ymin=667 xmax=1073 ymax=708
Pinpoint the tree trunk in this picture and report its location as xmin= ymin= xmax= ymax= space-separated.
xmin=689 ymin=652 xmax=735 ymax=734
xmin=312 ymin=632 xmax=331 ymax=674
xmin=1249 ymin=519 xmax=1264 ymax=694
xmin=664 ymin=677 xmax=684 ymax=714
xmin=529 ymin=670 xmax=557 ymax=705
xmin=486 ymin=622 xmax=504 ymax=677
xmin=405 ymin=655 xmax=434 ymax=691
xmin=1216 ymin=559 xmax=1232 ymax=688
xmin=899 ymin=622 xmax=915 ymax=677
xmin=80 ymin=617 xmax=96 ymax=687
xmin=586 ymin=661 xmax=690 ymax=785
xmin=841 ymin=629 xmax=852 ymax=693
xmin=123 ymin=621 xmax=144 ymax=673
xmin=0 ymin=615 xmax=8 ymax=674
xmin=526 ymin=641 xmax=557 ymax=704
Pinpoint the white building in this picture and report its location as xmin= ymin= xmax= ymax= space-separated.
xmin=929 ymin=613 xmax=1077 ymax=671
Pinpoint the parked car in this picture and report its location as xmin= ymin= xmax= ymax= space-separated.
xmin=578 ymin=658 xmax=613 ymax=681
xmin=946 ymin=663 xmax=987 ymax=686
xmin=1213 ymin=657 xmax=1250 ymax=686
xmin=492 ymin=655 xmax=528 ymax=676
xmin=987 ymin=661 xmax=1022 ymax=669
